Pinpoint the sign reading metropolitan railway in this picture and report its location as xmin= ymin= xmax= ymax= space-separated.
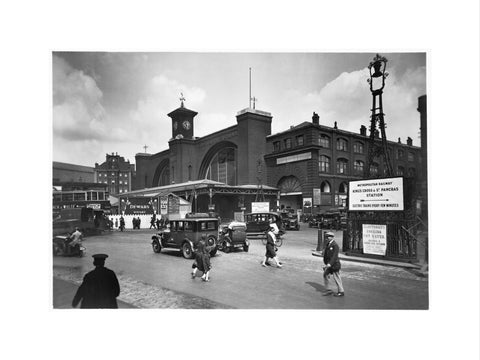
xmin=348 ymin=177 xmax=404 ymax=211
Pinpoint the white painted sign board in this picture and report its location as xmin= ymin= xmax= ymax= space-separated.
xmin=251 ymin=202 xmax=270 ymax=213
xmin=349 ymin=177 xmax=404 ymax=211
xmin=362 ymin=224 xmax=387 ymax=255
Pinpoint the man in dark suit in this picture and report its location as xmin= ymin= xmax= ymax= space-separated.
xmin=322 ymin=231 xmax=345 ymax=297
xmin=72 ymin=254 xmax=120 ymax=308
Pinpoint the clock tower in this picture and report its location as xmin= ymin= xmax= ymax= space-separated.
xmin=167 ymin=97 xmax=197 ymax=139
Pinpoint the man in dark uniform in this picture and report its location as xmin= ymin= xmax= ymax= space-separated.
xmin=322 ymin=231 xmax=345 ymax=297
xmin=72 ymin=254 xmax=120 ymax=308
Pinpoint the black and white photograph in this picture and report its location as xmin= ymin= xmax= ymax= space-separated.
xmin=1 ymin=1 xmax=479 ymax=360
xmin=52 ymin=51 xmax=428 ymax=310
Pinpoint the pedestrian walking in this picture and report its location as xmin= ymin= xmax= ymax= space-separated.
xmin=261 ymin=226 xmax=282 ymax=268
xmin=72 ymin=254 xmax=120 ymax=308
xmin=150 ymin=215 xmax=156 ymax=229
xmin=191 ymin=235 xmax=212 ymax=282
xmin=156 ymin=217 xmax=161 ymax=230
xmin=322 ymin=231 xmax=345 ymax=297
xmin=115 ymin=218 xmax=118 ymax=229
xmin=137 ymin=216 xmax=141 ymax=229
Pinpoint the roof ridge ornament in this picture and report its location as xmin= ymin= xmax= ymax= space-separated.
xmin=179 ymin=92 xmax=186 ymax=108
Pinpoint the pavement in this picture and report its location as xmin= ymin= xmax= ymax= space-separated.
xmin=52 ymin=277 xmax=137 ymax=309
xmin=54 ymin=250 xmax=427 ymax=309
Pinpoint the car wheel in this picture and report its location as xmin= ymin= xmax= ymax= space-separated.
xmin=243 ymin=244 xmax=249 ymax=252
xmin=53 ymin=244 xmax=60 ymax=256
xmin=222 ymin=240 xmax=231 ymax=253
xmin=152 ymin=239 xmax=162 ymax=253
xmin=182 ymin=242 xmax=194 ymax=259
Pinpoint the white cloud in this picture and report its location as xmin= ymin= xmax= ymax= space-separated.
xmin=53 ymin=55 xmax=108 ymax=141
xmin=274 ymin=66 xmax=426 ymax=146
xmin=126 ymin=75 xmax=208 ymax=154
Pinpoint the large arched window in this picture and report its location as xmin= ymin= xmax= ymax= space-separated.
xmin=353 ymin=160 xmax=364 ymax=175
xmin=319 ymin=134 xmax=330 ymax=148
xmin=205 ymin=147 xmax=237 ymax=185
xmin=320 ymin=181 xmax=331 ymax=193
xmin=339 ymin=182 xmax=348 ymax=194
xmin=336 ymin=158 xmax=348 ymax=174
xmin=353 ymin=142 xmax=364 ymax=153
xmin=319 ymin=155 xmax=330 ymax=173
xmin=336 ymin=138 xmax=348 ymax=151
xmin=278 ymin=176 xmax=302 ymax=194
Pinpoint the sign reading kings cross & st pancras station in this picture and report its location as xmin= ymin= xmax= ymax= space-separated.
xmin=348 ymin=177 xmax=404 ymax=211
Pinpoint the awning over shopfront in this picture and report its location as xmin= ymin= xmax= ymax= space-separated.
xmin=120 ymin=179 xmax=279 ymax=198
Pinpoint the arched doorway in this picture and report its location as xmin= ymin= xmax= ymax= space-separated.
xmin=277 ymin=176 xmax=302 ymax=213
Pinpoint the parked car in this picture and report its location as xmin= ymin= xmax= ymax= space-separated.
xmin=308 ymin=210 xmax=347 ymax=230
xmin=280 ymin=212 xmax=299 ymax=230
xmin=244 ymin=212 xmax=284 ymax=236
xmin=218 ymin=220 xmax=249 ymax=253
xmin=150 ymin=215 xmax=219 ymax=259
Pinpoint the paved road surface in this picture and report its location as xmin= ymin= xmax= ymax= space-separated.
xmin=53 ymin=227 xmax=428 ymax=309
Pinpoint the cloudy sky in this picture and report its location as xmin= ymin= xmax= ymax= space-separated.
xmin=53 ymin=52 xmax=426 ymax=167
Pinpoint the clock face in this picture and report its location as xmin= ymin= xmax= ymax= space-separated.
xmin=173 ymin=121 xmax=178 ymax=131
xmin=182 ymin=120 xmax=191 ymax=130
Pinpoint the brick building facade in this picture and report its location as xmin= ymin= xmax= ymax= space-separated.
xmin=94 ymin=153 xmax=136 ymax=195
xmin=133 ymin=98 xmax=425 ymax=219
xmin=265 ymin=112 xmax=423 ymax=215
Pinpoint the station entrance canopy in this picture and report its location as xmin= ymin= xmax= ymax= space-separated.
xmin=119 ymin=179 xmax=279 ymax=218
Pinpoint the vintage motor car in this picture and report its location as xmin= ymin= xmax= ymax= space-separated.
xmin=151 ymin=214 xmax=219 ymax=259
xmin=308 ymin=211 xmax=346 ymax=230
xmin=218 ymin=220 xmax=249 ymax=253
xmin=280 ymin=212 xmax=300 ymax=231
xmin=244 ymin=212 xmax=285 ymax=237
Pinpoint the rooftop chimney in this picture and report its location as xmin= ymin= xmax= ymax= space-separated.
xmin=360 ymin=125 xmax=367 ymax=136
xmin=407 ymin=137 xmax=413 ymax=146
xmin=334 ymin=121 xmax=338 ymax=129
xmin=398 ymin=137 xmax=401 ymax=144
xmin=312 ymin=112 xmax=319 ymax=125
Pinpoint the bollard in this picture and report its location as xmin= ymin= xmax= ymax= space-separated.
xmin=316 ymin=229 xmax=327 ymax=252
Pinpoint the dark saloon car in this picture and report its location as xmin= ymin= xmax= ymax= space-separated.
xmin=244 ymin=212 xmax=284 ymax=236
xmin=151 ymin=215 xmax=219 ymax=259
xmin=280 ymin=212 xmax=299 ymax=231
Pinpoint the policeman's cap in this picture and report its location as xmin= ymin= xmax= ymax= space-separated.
xmin=325 ymin=231 xmax=335 ymax=238
xmin=92 ymin=254 xmax=109 ymax=260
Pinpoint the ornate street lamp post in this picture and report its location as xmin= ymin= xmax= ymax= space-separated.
xmin=365 ymin=54 xmax=394 ymax=178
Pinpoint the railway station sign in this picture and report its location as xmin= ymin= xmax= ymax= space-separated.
xmin=349 ymin=177 xmax=404 ymax=211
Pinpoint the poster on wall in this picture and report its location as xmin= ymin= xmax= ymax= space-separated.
xmin=252 ymin=202 xmax=270 ymax=213
xmin=124 ymin=197 xmax=155 ymax=215
xmin=362 ymin=224 xmax=387 ymax=255
xmin=313 ymin=189 xmax=321 ymax=206
xmin=349 ymin=177 xmax=404 ymax=211
xmin=160 ymin=196 xmax=168 ymax=215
